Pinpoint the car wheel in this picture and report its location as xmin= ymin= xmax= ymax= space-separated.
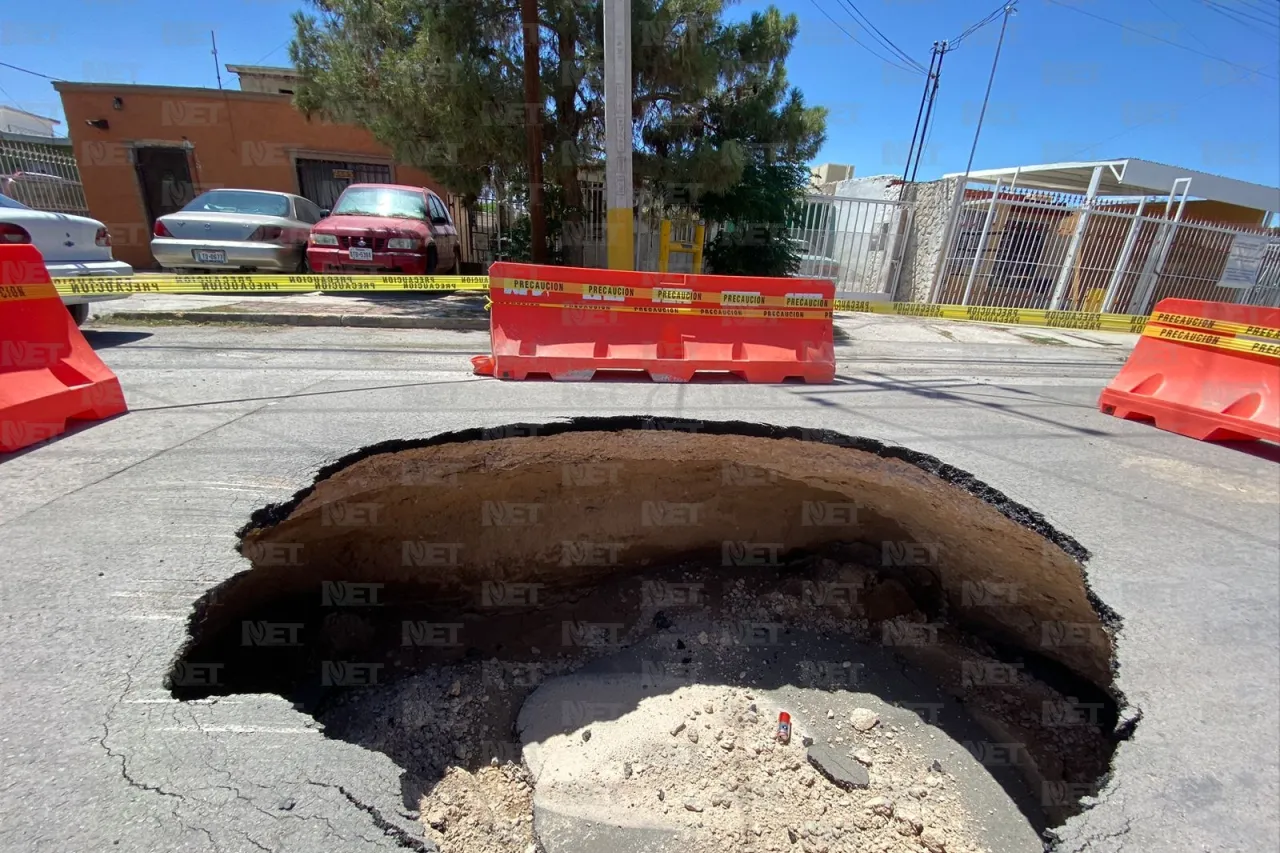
xmin=296 ymin=254 xmax=310 ymax=274
xmin=426 ymin=245 xmax=439 ymax=275
xmin=67 ymin=303 xmax=89 ymax=326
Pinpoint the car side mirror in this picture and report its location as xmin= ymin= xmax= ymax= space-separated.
xmin=319 ymin=209 xmax=330 ymax=218
xmin=431 ymin=215 xmax=448 ymax=225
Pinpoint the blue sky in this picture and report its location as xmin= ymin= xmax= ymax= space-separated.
xmin=2 ymin=0 xmax=1278 ymax=187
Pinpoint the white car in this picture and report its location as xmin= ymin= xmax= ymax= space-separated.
xmin=0 ymin=193 xmax=132 ymax=325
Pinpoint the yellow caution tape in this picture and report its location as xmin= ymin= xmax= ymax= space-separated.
xmin=52 ymin=274 xmax=488 ymax=296
xmin=492 ymin=297 xmax=831 ymax=321
xmin=0 ymin=282 xmax=60 ymax=303
xmin=1150 ymin=310 xmax=1280 ymax=342
xmin=54 ymin=273 xmax=1273 ymax=340
xmin=1143 ymin=325 xmax=1280 ymax=360
xmin=832 ymin=299 xmax=1151 ymax=334
xmin=493 ymin=277 xmax=831 ymax=311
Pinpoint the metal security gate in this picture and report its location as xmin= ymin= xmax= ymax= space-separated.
xmin=0 ymin=134 xmax=90 ymax=216
xmin=295 ymin=158 xmax=392 ymax=210
xmin=790 ymin=194 xmax=913 ymax=297
xmin=935 ymin=182 xmax=1280 ymax=313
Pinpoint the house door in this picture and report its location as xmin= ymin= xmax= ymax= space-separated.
xmin=134 ymin=147 xmax=194 ymax=226
xmin=295 ymin=158 xmax=392 ymax=210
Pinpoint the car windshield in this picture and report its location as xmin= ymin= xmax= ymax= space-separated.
xmin=0 ymin=193 xmax=30 ymax=210
xmin=183 ymin=191 xmax=290 ymax=217
xmin=331 ymin=187 xmax=426 ymax=220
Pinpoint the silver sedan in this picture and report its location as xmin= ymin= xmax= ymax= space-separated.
xmin=151 ymin=189 xmax=324 ymax=272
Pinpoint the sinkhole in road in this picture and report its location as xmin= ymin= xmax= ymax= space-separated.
xmin=168 ymin=417 xmax=1135 ymax=848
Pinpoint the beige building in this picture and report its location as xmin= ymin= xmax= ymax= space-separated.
xmin=224 ymin=65 xmax=303 ymax=96
xmin=810 ymin=162 xmax=854 ymax=194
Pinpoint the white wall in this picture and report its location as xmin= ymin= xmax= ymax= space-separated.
xmin=0 ymin=108 xmax=57 ymax=137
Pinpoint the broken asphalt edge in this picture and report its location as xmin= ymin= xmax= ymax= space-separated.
xmin=174 ymin=415 xmax=1140 ymax=848
xmin=95 ymin=310 xmax=490 ymax=331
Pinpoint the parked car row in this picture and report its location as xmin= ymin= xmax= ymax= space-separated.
xmin=0 ymin=192 xmax=131 ymax=324
xmin=0 ymin=182 xmax=462 ymax=325
xmin=152 ymin=184 xmax=460 ymax=275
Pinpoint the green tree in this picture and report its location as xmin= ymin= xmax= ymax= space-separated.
xmin=290 ymin=0 xmax=824 ymax=268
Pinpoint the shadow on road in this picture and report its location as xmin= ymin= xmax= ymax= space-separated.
xmin=82 ymin=329 xmax=152 ymax=348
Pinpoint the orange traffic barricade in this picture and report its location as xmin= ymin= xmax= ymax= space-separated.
xmin=481 ymin=262 xmax=836 ymax=383
xmin=0 ymin=244 xmax=127 ymax=452
xmin=1098 ymin=298 xmax=1280 ymax=443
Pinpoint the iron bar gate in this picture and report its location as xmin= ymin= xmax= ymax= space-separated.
xmin=790 ymin=194 xmax=914 ymax=297
xmin=934 ymin=181 xmax=1280 ymax=313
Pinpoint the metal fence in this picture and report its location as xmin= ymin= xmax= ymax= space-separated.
xmin=934 ymin=184 xmax=1280 ymax=312
xmin=459 ymin=180 xmax=673 ymax=271
xmin=0 ymin=134 xmax=91 ymax=216
xmin=790 ymin=194 xmax=913 ymax=297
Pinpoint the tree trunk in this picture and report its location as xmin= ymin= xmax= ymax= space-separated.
xmin=520 ymin=0 xmax=546 ymax=262
xmin=554 ymin=20 xmax=585 ymax=268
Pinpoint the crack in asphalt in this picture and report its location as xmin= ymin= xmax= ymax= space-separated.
xmin=306 ymin=780 xmax=436 ymax=852
xmin=99 ymin=665 xmax=184 ymax=803
xmin=99 ymin=663 xmax=414 ymax=850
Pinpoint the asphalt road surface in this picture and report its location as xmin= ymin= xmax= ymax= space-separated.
xmin=1 ymin=322 xmax=1276 ymax=853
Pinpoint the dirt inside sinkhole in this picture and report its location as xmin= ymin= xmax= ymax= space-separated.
xmin=168 ymin=418 xmax=1133 ymax=853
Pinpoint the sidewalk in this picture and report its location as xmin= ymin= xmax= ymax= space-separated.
xmin=86 ymin=291 xmax=1141 ymax=349
xmin=87 ymin=290 xmax=490 ymax=331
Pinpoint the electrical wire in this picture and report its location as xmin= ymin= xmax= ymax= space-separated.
xmin=950 ymin=2 xmax=1009 ymax=48
xmin=1141 ymin=0 xmax=1219 ymax=53
xmin=1059 ymin=60 xmax=1280 ymax=161
xmin=833 ymin=0 xmax=928 ymax=73
xmin=1044 ymin=0 xmax=1279 ymax=80
xmin=0 ymin=61 xmax=61 ymax=81
xmin=1204 ymin=0 xmax=1280 ymax=31
xmin=806 ymin=0 xmax=925 ymax=75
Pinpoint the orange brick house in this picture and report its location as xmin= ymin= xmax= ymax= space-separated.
xmin=54 ymin=68 xmax=447 ymax=269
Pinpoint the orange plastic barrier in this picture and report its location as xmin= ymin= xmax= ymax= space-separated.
xmin=0 ymin=244 xmax=127 ymax=452
xmin=1098 ymin=298 xmax=1280 ymax=442
xmin=484 ymin=263 xmax=836 ymax=383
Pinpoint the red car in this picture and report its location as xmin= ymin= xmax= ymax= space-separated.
xmin=307 ymin=183 xmax=459 ymax=275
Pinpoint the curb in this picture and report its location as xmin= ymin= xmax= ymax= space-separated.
xmin=97 ymin=310 xmax=490 ymax=332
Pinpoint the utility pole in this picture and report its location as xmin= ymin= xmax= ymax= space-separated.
xmin=901 ymin=43 xmax=938 ymax=185
xmin=211 ymin=31 xmax=223 ymax=90
xmin=960 ymin=3 xmax=1016 ymax=182
xmin=909 ymin=41 xmax=946 ymax=183
xmin=520 ymin=0 xmax=547 ymax=263
xmin=603 ymin=0 xmax=634 ymax=270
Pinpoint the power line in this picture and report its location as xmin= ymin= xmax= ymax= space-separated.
xmin=834 ymin=0 xmax=928 ymax=73
xmin=961 ymin=4 xmax=1015 ymax=179
xmin=252 ymin=39 xmax=292 ymax=67
xmin=1204 ymin=0 xmax=1280 ymax=31
xmin=1044 ymin=0 xmax=1279 ymax=79
xmin=1060 ymin=60 xmax=1280 ymax=161
xmin=950 ymin=2 xmax=1007 ymax=47
xmin=0 ymin=61 xmax=61 ymax=81
xmin=806 ymin=0 xmax=924 ymax=75
xmin=1141 ymin=0 xmax=1218 ymax=54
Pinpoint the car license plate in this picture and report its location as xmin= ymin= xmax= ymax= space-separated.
xmin=348 ymin=247 xmax=374 ymax=261
xmin=194 ymin=249 xmax=226 ymax=264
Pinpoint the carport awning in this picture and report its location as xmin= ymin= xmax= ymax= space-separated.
xmin=944 ymin=159 xmax=1280 ymax=214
